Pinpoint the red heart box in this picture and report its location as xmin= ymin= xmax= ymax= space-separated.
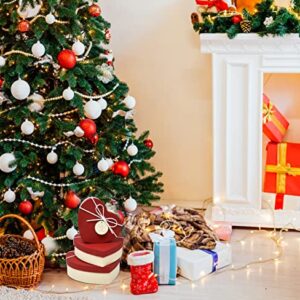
xmin=78 ymin=197 xmax=123 ymax=243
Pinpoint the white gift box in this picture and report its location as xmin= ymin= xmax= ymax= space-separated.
xmin=177 ymin=242 xmax=232 ymax=281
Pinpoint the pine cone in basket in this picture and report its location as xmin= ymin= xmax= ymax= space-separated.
xmin=0 ymin=235 xmax=36 ymax=259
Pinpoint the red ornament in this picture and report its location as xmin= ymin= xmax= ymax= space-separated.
xmin=19 ymin=200 xmax=33 ymax=215
xmin=79 ymin=119 xmax=97 ymax=138
xmin=88 ymin=4 xmax=101 ymax=17
xmin=57 ymin=49 xmax=77 ymax=69
xmin=89 ymin=133 xmax=99 ymax=145
xmin=18 ymin=20 xmax=30 ymax=32
xmin=116 ymin=210 xmax=125 ymax=224
xmin=36 ymin=228 xmax=47 ymax=241
xmin=112 ymin=161 xmax=130 ymax=177
xmin=144 ymin=139 xmax=154 ymax=149
xmin=105 ymin=29 xmax=111 ymax=41
xmin=232 ymin=15 xmax=243 ymax=24
xmin=0 ymin=78 xmax=4 ymax=89
xmin=64 ymin=191 xmax=81 ymax=209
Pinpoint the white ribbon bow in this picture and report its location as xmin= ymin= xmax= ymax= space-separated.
xmin=79 ymin=197 xmax=122 ymax=238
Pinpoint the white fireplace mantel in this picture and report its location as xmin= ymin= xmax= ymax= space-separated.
xmin=201 ymin=33 xmax=300 ymax=228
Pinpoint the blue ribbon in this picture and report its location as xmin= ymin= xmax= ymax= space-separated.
xmin=202 ymin=249 xmax=218 ymax=272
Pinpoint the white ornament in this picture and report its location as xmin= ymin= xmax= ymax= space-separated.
xmin=0 ymin=153 xmax=16 ymax=173
xmin=18 ymin=0 xmax=41 ymax=19
xmin=21 ymin=119 xmax=35 ymax=135
xmin=124 ymin=197 xmax=137 ymax=212
xmin=63 ymin=87 xmax=74 ymax=101
xmin=98 ymin=98 xmax=107 ymax=110
xmin=31 ymin=41 xmax=45 ymax=58
xmin=11 ymin=78 xmax=31 ymax=100
xmin=97 ymin=158 xmax=109 ymax=172
xmin=4 ymin=189 xmax=16 ymax=203
xmin=73 ymin=162 xmax=85 ymax=176
xmin=127 ymin=144 xmax=138 ymax=156
xmin=95 ymin=221 xmax=109 ymax=235
xmin=42 ymin=236 xmax=58 ymax=255
xmin=23 ymin=229 xmax=34 ymax=240
xmin=97 ymin=63 xmax=114 ymax=84
xmin=0 ymin=56 xmax=6 ymax=67
xmin=45 ymin=13 xmax=56 ymax=24
xmin=84 ymin=100 xmax=102 ymax=120
xmin=66 ymin=226 xmax=78 ymax=240
xmin=72 ymin=40 xmax=85 ymax=56
xmin=264 ymin=16 xmax=274 ymax=27
xmin=106 ymin=158 xmax=114 ymax=169
xmin=124 ymin=95 xmax=136 ymax=109
xmin=28 ymin=93 xmax=44 ymax=112
xmin=74 ymin=126 xmax=85 ymax=138
xmin=47 ymin=150 xmax=58 ymax=164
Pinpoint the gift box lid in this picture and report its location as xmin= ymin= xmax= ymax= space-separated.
xmin=66 ymin=251 xmax=120 ymax=273
xmin=74 ymin=234 xmax=123 ymax=257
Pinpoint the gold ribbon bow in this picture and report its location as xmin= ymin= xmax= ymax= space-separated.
xmin=263 ymin=102 xmax=286 ymax=135
xmin=266 ymin=143 xmax=300 ymax=194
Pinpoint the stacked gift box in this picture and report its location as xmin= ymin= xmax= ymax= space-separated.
xmin=66 ymin=197 xmax=124 ymax=284
xmin=262 ymin=94 xmax=300 ymax=210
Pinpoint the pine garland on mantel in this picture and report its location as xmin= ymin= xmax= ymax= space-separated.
xmin=192 ymin=0 xmax=300 ymax=39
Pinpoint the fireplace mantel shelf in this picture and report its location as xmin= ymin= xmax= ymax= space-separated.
xmin=201 ymin=33 xmax=300 ymax=54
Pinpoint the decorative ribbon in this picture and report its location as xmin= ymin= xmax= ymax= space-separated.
xmin=202 ymin=249 xmax=219 ymax=272
xmin=266 ymin=143 xmax=300 ymax=210
xmin=79 ymin=198 xmax=123 ymax=238
xmin=196 ymin=0 xmax=229 ymax=11
xmin=263 ymin=102 xmax=286 ymax=135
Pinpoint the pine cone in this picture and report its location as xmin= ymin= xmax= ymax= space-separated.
xmin=240 ymin=20 xmax=252 ymax=33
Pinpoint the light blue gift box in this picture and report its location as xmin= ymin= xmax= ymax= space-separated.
xmin=152 ymin=237 xmax=177 ymax=285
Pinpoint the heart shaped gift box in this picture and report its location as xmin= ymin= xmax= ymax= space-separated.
xmin=78 ymin=197 xmax=123 ymax=243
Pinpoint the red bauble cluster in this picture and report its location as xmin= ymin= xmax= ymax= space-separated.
xmin=112 ymin=161 xmax=130 ymax=177
xmin=88 ymin=4 xmax=101 ymax=17
xmin=57 ymin=49 xmax=77 ymax=69
xmin=36 ymin=228 xmax=46 ymax=241
xmin=64 ymin=191 xmax=81 ymax=209
xmin=144 ymin=139 xmax=153 ymax=149
xmin=232 ymin=15 xmax=243 ymax=24
xmin=79 ymin=119 xmax=99 ymax=144
xmin=0 ymin=78 xmax=4 ymax=89
xmin=19 ymin=200 xmax=33 ymax=215
xmin=18 ymin=20 xmax=30 ymax=32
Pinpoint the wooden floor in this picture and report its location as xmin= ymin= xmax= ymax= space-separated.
xmin=12 ymin=228 xmax=295 ymax=300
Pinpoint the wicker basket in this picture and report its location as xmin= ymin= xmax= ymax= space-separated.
xmin=0 ymin=214 xmax=45 ymax=289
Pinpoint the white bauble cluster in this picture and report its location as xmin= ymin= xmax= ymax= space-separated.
xmin=98 ymin=98 xmax=107 ymax=110
xmin=28 ymin=93 xmax=45 ymax=112
xmin=11 ymin=78 xmax=30 ymax=100
xmin=4 ymin=189 xmax=16 ymax=203
xmin=0 ymin=56 xmax=6 ymax=67
xmin=63 ymin=87 xmax=74 ymax=101
xmin=124 ymin=95 xmax=136 ymax=109
xmin=31 ymin=41 xmax=45 ymax=58
xmin=42 ymin=236 xmax=58 ymax=255
xmin=74 ymin=126 xmax=85 ymax=138
xmin=66 ymin=226 xmax=78 ymax=240
xmin=84 ymin=100 xmax=102 ymax=120
xmin=97 ymin=158 xmax=111 ymax=172
xmin=23 ymin=229 xmax=34 ymax=240
xmin=73 ymin=162 xmax=85 ymax=176
xmin=124 ymin=196 xmax=137 ymax=212
xmin=47 ymin=150 xmax=58 ymax=164
xmin=45 ymin=13 xmax=56 ymax=24
xmin=72 ymin=41 xmax=85 ymax=56
xmin=0 ymin=153 xmax=16 ymax=173
xmin=21 ymin=119 xmax=35 ymax=135
xmin=127 ymin=144 xmax=138 ymax=156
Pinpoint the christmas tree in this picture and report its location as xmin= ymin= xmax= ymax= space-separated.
xmin=0 ymin=0 xmax=163 ymax=263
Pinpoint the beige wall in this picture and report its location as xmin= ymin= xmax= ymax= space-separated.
xmin=101 ymin=0 xmax=212 ymax=206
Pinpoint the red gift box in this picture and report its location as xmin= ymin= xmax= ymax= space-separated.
xmin=78 ymin=197 xmax=123 ymax=244
xmin=264 ymin=142 xmax=300 ymax=210
xmin=263 ymin=94 xmax=289 ymax=143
